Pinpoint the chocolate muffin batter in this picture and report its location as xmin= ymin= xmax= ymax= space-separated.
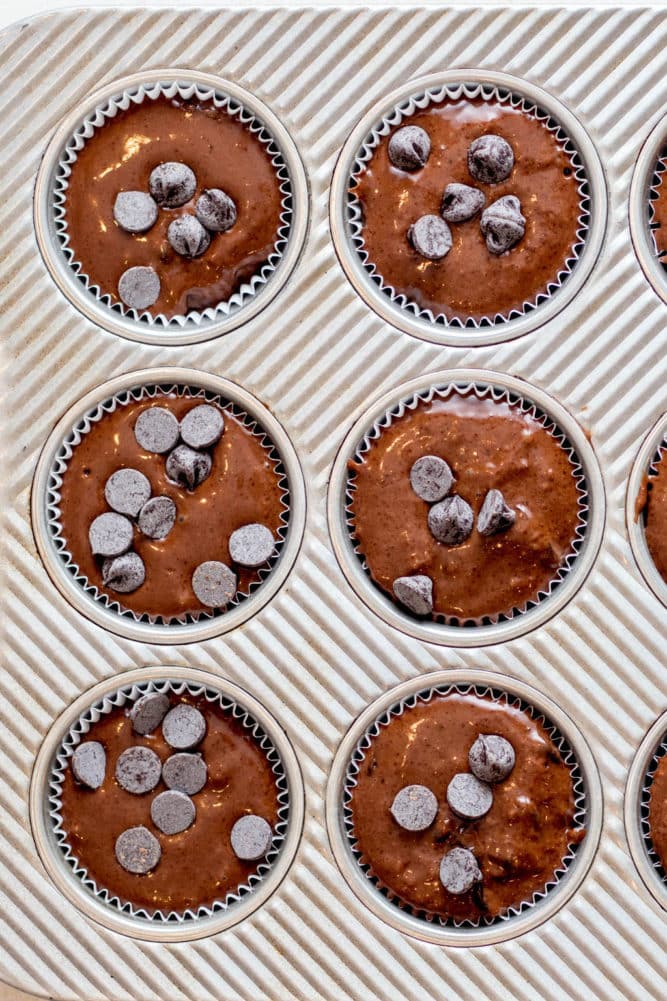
xmin=350 ymin=692 xmax=585 ymax=921
xmin=64 ymin=95 xmax=284 ymax=317
xmin=59 ymin=694 xmax=280 ymax=913
xmin=57 ymin=393 xmax=285 ymax=619
xmin=649 ymin=751 xmax=667 ymax=873
xmin=353 ymin=98 xmax=582 ymax=322
xmin=643 ymin=449 xmax=667 ymax=584
xmin=349 ymin=392 xmax=582 ymax=622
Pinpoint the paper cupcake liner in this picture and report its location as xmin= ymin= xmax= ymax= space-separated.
xmin=343 ymin=681 xmax=587 ymax=930
xmin=53 ymin=79 xmax=293 ymax=328
xmin=345 ymin=381 xmax=589 ymax=627
xmin=647 ymin=154 xmax=667 ymax=261
xmin=347 ymin=81 xmax=590 ymax=329
xmin=46 ymin=380 xmax=290 ymax=626
xmin=639 ymin=729 xmax=667 ymax=884
xmin=48 ymin=677 xmax=290 ymax=923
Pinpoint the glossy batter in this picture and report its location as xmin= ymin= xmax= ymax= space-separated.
xmin=649 ymin=752 xmax=667 ymax=873
xmin=643 ymin=449 xmax=667 ymax=583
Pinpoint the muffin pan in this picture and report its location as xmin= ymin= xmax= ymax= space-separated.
xmin=2 ymin=5 xmax=667 ymax=1001
xmin=626 ymin=412 xmax=667 ymax=608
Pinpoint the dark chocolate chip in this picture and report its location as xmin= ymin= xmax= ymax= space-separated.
xmin=149 ymin=162 xmax=197 ymax=208
xmin=102 ymin=552 xmax=146 ymax=593
xmin=468 ymin=734 xmax=516 ymax=783
xmin=162 ymin=704 xmax=207 ymax=750
xmin=427 ymin=496 xmax=474 ymax=546
xmin=392 ymin=575 xmax=433 ymax=616
xmin=195 ymin=188 xmax=237 ymax=232
xmin=477 ymin=489 xmax=516 ymax=536
xmin=446 ymin=772 xmax=493 ymax=820
xmin=390 ymin=784 xmax=438 ymax=831
xmin=439 ymin=847 xmax=482 ymax=895
xmin=228 ymin=523 xmax=275 ymax=568
xmin=180 ymin=404 xmax=225 ymax=450
xmin=408 ymin=214 xmax=452 ymax=260
xmin=130 ymin=692 xmax=171 ymax=736
xmin=230 ymin=814 xmax=273 ymax=860
xmin=480 ymin=195 xmax=526 ymax=255
xmin=440 ymin=182 xmax=486 ymax=223
xmin=115 ymin=825 xmax=161 ymax=874
xmin=113 ymin=191 xmax=158 ymax=234
xmin=118 ymin=266 xmax=161 ymax=311
xmin=115 ymin=746 xmax=162 ymax=795
xmin=165 ymin=444 xmax=212 ymax=490
xmin=167 ymin=215 xmax=211 ymax=258
xmin=409 ymin=455 xmax=454 ymax=502
xmin=467 ymin=134 xmax=514 ymax=184
xmin=150 ymin=789 xmax=196 ymax=835
xmin=89 ymin=512 xmax=134 ymax=557
xmin=104 ymin=468 xmax=151 ymax=518
xmin=71 ymin=741 xmax=106 ymax=790
xmin=162 ymin=752 xmax=208 ymax=795
xmin=388 ymin=125 xmax=431 ymax=171
xmin=191 ymin=560 xmax=237 ymax=608
xmin=137 ymin=496 xmax=176 ymax=540
xmin=134 ymin=407 xmax=180 ymax=454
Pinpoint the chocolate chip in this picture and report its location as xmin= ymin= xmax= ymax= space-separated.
xmin=134 ymin=407 xmax=180 ymax=455
xmin=477 ymin=489 xmax=516 ymax=536
xmin=468 ymin=734 xmax=516 ymax=783
xmin=102 ymin=552 xmax=146 ymax=593
xmin=89 ymin=512 xmax=134 ymax=557
xmin=167 ymin=215 xmax=211 ymax=258
xmin=446 ymin=772 xmax=493 ymax=820
xmin=467 ymin=134 xmax=514 ymax=184
xmin=118 ymin=266 xmax=161 ymax=311
xmin=162 ymin=704 xmax=207 ymax=750
xmin=228 ymin=523 xmax=275 ymax=568
xmin=230 ymin=814 xmax=273 ymax=861
xmin=390 ymin=784 xmax=438 ymax=831
xmin=180 ymin=404 xmax=225 ymax=450
xmin=191 ymin=561 xmax=237 ymax=608
xmin=149 ymin=162 xmax=197 ymax=208
xmin=165 ymin=444 xmax=212 ymax=490
xmin=113 ymin=191 xmax=158 ymax=234
xmin=162 ymin=752 xmax=208 ymax=795
xmin=115 ymin=825 xmax=161 ymax=874
xmin=410 ymin=455 xmax=454 ymax=502
xmin=388 ymin=125 xmax=431 ymax=171
xmin=408 ymin=214 xmax=452 ymax=260
xmin=195 ymin=188 xmax=237 ymax=232
xmin=137 ymin=496 xmax=176 ymax=540
xmin=427 ymin=496 xmax=474 ymax=546
xmin=150 ymin=789 xmax=196 ymax=835
xmin=71 ymin=741 xmax=106 ymax=790
xmin=104 ymin=468 xmax=151 ymax=518
xmin=441 ymin=183 xmax=486 ymax=223
xmin=392 ymin=575 xmax=433 ymax=616
xmin=439 ymin=847 xmax=482 ymax=895
xmin=115 ymin=746 xmax=162 ymax=795
xmin=130 ymin=692 xmax=171 ymax=736
xmin=480 ymin=195 xmax=526 ymax=255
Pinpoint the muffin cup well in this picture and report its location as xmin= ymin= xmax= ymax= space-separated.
xmin=625 ymin=414 xmax=667 ymax=608
xmin=630 ymin=110 xmax=667 ymax=306
xmin=625 ymin=711 xmax=667 ymax=913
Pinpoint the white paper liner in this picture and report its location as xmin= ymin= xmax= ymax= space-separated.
xmin=648 ymin=154 xmax=667 ymax=261
xmin=45 ymin=381 xmax=290 ymax=626
xmin=347 ymin=81 xmax=590 ymax=329
xmin=639 ymin=728 xmax=667 ymax=884
xmin=53 ymin=79 xmax=293 ymax=328
xmin=638 ymin=438 xmax=667 ymax=569
xmin=48 ymin=678 xmax=290 ymax=923
xmin=345 ymin=381 xmax=589 ymax=627
xmin=343 ymin=681 xmax=587 ymax=929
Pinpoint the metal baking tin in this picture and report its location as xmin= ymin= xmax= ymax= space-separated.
xmin=630 ymin=108 xmax=667 ymax=307
xmin=625 ymin=708 xmax=667 ymax=914
xmin=626 ymin=412 xmax=667 ymax=609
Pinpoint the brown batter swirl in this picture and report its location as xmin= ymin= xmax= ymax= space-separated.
xmin=59 ymin=694 xmax=280 ymax=914
xmin=350 ymin=692 xmax=585 ymax=922
xmin=353 ymin=98 xmax=582 ymax=322
xmin=64 ymin=95 xmax=284 ymax=318
xmin=642 ymin=449 xmax=667 ymax=585
xmin=349 ymin=392 xmax=582 ymax=622
xmin=57 ymin=393 xmax=286 ymax=619
xmin=649 ymin=751 xmax=667 ymax=873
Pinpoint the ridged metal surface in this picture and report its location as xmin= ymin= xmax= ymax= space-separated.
xmin=1 ymin=5 xmax=667 ymax=1000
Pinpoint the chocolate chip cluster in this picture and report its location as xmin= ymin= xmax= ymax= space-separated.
xmin=388 ymin=125 xmax=526 ymax=261
xmin=389 ymin=733 xmax=515 ymax=897
xmin=113 ymin=161 xmax=238 ymax=311
xmin=391 ymin=455 xmax=516 ymax=617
